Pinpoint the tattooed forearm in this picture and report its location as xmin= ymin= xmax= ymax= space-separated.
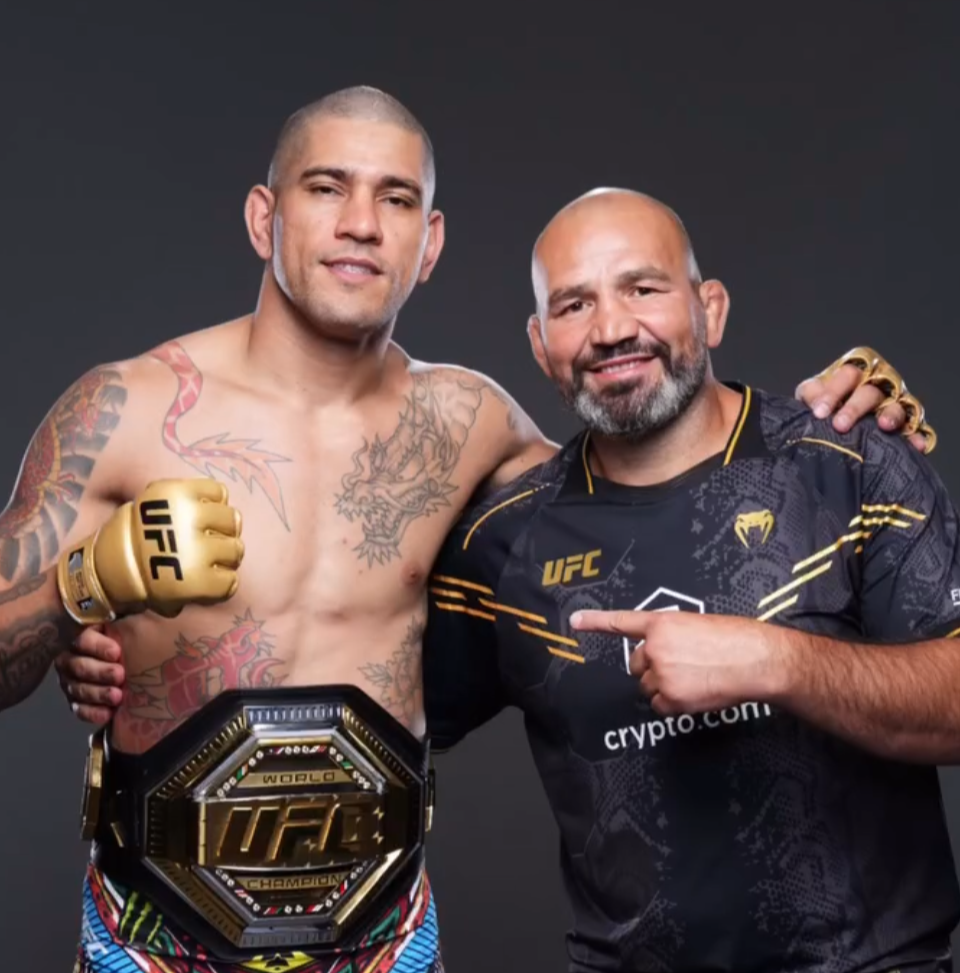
xmin=0 ymin=609 xmax=71 ymax=710
xmin=358 ymin=615 xmax=425 ymax=729
xmin=114 ymin=608 xmax=284 ymax=750
xmin=0 ymin=367 xmax=126 ymax=710
xmin=0 ymin=366 xmax=127 ymax=582
xmin=151 ymin=341 xmax=293 ymax=529
xmin=336 ymin=372 xmax=495 ymax=566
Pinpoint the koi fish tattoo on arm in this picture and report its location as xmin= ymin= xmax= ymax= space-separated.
xmin=0 ymin=366 xmax=128 ymax=708
xmin=0 ymin=366 xmax=127 ymax=582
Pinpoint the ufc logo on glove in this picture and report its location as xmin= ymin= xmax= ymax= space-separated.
xmin=140 ymin=498 xmax=184 ymax=581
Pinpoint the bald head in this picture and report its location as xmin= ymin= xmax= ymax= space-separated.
xmin=532 ymin=188 xmax=701 ymax=314
xmin=527 ymin=188 xmax=723 ymax=444
xmin=267 ymin=86 xmax=436 ymax=206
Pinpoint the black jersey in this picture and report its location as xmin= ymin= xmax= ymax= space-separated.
xmin=424 ymin=384 xmax=960 ymax=973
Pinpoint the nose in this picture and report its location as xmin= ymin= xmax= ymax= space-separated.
xmin=335 ymin=188 xmax=383 ymax=245
xmin=590 ymin=295 xmax=641 ymax=347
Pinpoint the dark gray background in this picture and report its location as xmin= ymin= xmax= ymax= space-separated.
xmin=1 ymin=3 xmax=959 ymax=970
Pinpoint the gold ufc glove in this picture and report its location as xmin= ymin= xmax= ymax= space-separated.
xmin=57 ymin=478 xmax=244 ymax=625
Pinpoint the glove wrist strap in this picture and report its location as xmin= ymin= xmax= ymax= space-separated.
xmin=57 ymin=531 xmax=117 ymax=626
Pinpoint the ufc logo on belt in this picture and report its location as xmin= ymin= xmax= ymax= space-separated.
xmin=139 ymin=499 xmax=184 ymax=581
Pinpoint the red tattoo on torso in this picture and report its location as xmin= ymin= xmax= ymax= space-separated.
xmin=151 ymin=341 xmax=291 ymax=528
xmin=118 ymin=609 xmax=283 ymax=749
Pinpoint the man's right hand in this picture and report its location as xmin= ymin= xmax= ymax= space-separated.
xmin=58 ymin=478 xmax=244 ymax=625
xmin=55 ymin=628 xmax=125 ymax=725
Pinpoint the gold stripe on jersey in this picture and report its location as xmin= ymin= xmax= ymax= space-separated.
xmin=429 ymin=587 xmax=466 ymax=600
xmin=853 ymin=515 xmax=913 ymax=530
xmin=430 ymin=581 xmax=580 ymax=663
xmin=517 ymin=622 xmax=580 ymax=648
xmin=478 ymin=599 xmax=547 ymax=624
xmin=788 ymin=437 xmax=864 ymax=463
xmin=433 ymin=602 xmax=497 ymax=622
xmin=581 ymin=433 xmax=595 ymax=494
xmin=547 ymin=646 xmax=587 ymax=663
xmin=759 ymin=561 xmax=832 ymax=608
xmin=860 ymin=502 xmax=926 ymax=520
xmin=517 ymin=623 xmax=585 ymax=662
xmin=946 ymin=626 xmax=960 ymax=639
xmin=723 ymin=386 xmax=752 ymax=466
xmin=792 ymin=532 xmax=870 ymax=573
xmin=849 ymin=503 xmax=925 ymax=535
xmin=431 ymin=574 xmax=494 ymax=595
xmin=757 ymin=594 xmax=798 ymax=622
xmin=462 ymin=488 xmax=543 ymax=550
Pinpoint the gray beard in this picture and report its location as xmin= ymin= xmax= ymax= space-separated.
xmin=565 ymin=343 xmax=708 ymax=443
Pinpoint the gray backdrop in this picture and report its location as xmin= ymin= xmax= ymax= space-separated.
xmin=2 ymin=2 xmax=959 ymax=970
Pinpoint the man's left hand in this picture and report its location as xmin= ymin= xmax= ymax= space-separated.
xmin=796 ymin=347 xmax=935 ymax=453
xmin=570 ymin=609 xmax=784 ymax=715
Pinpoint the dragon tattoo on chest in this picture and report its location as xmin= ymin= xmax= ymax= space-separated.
xmin=335 ymin=372 xmax=488 ymax=566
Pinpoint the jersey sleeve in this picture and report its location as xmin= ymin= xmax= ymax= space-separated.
xmin=859 ymin=429 xmax=960 ymax=641
xmin=423 ymin=515 xmax=509 ymax=752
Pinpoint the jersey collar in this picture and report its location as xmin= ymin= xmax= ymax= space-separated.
xmin=560 ymin=382 xmax=763 ymax=500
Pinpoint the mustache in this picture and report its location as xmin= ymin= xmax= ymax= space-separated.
xmin=574 ymin=338 xmax=671 ymax=372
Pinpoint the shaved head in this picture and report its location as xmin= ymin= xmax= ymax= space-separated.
xmin=532 ymin=188 xmax=701 ymax=314
xmin=528 ymin=187 xmax=723 ymax=443
xmin=267 ymin=86 xmax=436 ymax=207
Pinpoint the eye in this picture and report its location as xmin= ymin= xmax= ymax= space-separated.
xmin=310 ymin=184 xmax=339 ymax=196
xmin=557 ymin=300 xmax=586 ymax=317
xmin=384 ymin=195 xmax=415 ymax=208
xmin=632 ymin=285 xmax=656 ymax=297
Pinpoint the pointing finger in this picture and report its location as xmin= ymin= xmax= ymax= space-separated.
xmin=570 ymin=610 xmax=648 ymax=636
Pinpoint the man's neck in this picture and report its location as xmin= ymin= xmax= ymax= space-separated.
xmin=589 ymin=378 xmax=744 ymax=487
xmin=244 ymin=274 xmax=399 ymax=405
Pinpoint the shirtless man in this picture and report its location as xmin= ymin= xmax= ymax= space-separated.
xmin=0 ymin=86 xmax=927 ymax=973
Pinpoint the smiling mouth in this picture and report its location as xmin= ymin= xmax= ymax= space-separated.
xmin=323 ymin=259 xmax=382 ymax=277
xmin=589 ymin=355 xmax=657 ymax=376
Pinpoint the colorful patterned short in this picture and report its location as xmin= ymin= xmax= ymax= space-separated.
xmin=75 ymin=865 xmax=443 ymax=973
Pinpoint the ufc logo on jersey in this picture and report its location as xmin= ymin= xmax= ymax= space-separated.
xmin=951 ymin=589 xmax=960 ymax=608
xmin=139 ymin=499 xmax=184 ymax=582
xmin=542 ymin=550 xmax=601 ymax=587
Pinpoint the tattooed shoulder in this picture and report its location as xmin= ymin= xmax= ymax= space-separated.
xmin=335 ymin=366 xmax=516 ymax=567
xmin=0 ymin=365 xmax=128 ymax=582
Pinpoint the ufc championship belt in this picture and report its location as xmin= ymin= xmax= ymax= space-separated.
xmin=83 ymin=686 xmax=434 ymax=962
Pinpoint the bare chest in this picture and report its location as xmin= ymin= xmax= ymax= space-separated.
xmin=121 ymin=402 xmax=482 ymax=623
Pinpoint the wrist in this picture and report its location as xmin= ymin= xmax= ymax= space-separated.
xmin=57 ymin=531 xmax=117 ymax=626
xmin=756 ymin=622 xmax=807 ymax=704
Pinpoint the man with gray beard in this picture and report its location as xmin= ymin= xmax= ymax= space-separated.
xmin=535 ymin=191 xmax=710 ymax=442
xmin=422 ymin=188 xmax=960 ymax=973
